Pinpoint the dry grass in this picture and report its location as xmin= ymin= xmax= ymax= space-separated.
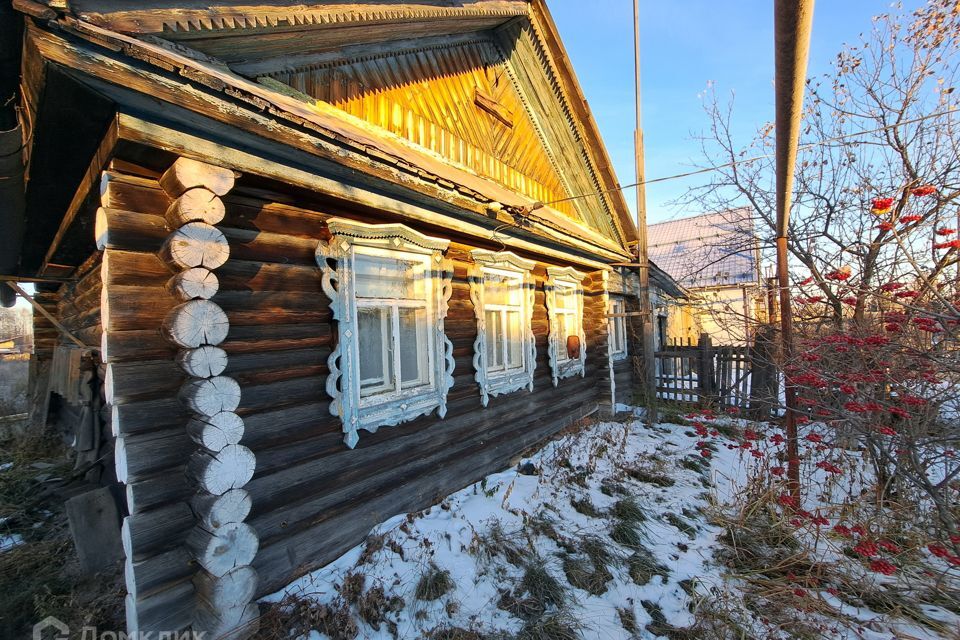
xmin=0 ymin=429 xmax=123 ymax=638
xmin=416 ymin=563 xmax=454 ymax=601
xmin=516 ymin=611 xmax=580 ymax=640
xmin=628 ymin=546 xmax=670 ymax=586
xmin=258 ymin=592 xmax=359 ymax=640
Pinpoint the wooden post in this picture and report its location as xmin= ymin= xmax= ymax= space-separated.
xmin=697 ymin=333 xmax=714 ymax=407
xmin=749 ymin=325 xmax=777 ymax=419
xmin=632 ymin=0 xmax=657 ymax=423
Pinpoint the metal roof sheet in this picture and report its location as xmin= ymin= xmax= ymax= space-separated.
xmin=647 ymin=209 xmax=759 ymax=288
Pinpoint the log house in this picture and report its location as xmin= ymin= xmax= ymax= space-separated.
xmin=2 ymin=1 xmax=683 ymax=637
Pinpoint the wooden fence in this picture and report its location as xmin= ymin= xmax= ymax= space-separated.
xmin=654 ymin=331 xmax=778 ymax=415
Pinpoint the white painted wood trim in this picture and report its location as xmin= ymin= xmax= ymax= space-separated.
xmin=545 ymin=266 xmax=586 ymax=387
xmin=317 ymin=218 xmax=454 ymax=449
xmin=468 ymin=250 xmax=537 ymax=406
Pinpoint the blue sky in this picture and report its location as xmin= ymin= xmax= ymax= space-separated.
xmin=549 ymin=1 xmax=920 ymax=224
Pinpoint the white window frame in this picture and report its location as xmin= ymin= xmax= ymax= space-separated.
xmin=468 ymin=250 xmax=537 ymax=406
xmin=317 ymin=218 xmax=454 ymax=449
xmin=545 ymin=266 xmax=586 ymax=386
xmin=608 ymin=296 xmax=628 ymax=361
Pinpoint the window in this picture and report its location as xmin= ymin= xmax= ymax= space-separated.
xmin=546 ymin=266 xmax=586 ymax=386
xmin=608 ymin=296 xmax=628 ymax=360
xmin=317 ymin=219 xmax=454 ymax=448
xmin=469 ymin=250 xmax=536 ymax=405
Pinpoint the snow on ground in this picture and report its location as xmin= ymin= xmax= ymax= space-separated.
xmin=264 ymin=410 xmax=959 ymax=639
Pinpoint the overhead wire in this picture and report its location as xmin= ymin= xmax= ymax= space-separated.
xmin=530 ymin=106 xmax=959 ymax=211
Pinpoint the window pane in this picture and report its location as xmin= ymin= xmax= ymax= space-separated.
xmin=359 ymin=306 xmax=394 ymax=396
xmin=557 ymin=313 xmax=570 ymax=360
xmin=556 ymin=284 xmax=576 ymax=311
xmin=505 ymin=310 xmax=522 ymax=369
xmin=485 ymin=272 xmax=521 ymax=306
xmin=399 ymin=307 xmax=429 ymax=388
xmin=355 ymin=254 xmax=425 ymax=299
xmin=485 ymin=309 xmax=503 ymax=370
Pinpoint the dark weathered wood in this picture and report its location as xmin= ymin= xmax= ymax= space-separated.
xmin=122 ymin=502 xmax=194 ymax=560
xmin=125 ymin=546 xmax=194 ymax=601
xmin=126 ymin=469 xmax=191 ymax=515
xmin=116 ymin=428 xmax=193 ymax=482
xmin=126 ymin=578 xmax=194 ymax=636
xmin=252 ymin=391 xmax=597 ymax=595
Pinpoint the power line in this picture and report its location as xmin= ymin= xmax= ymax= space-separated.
xmin=539 ymin=106 xmax=959 ymax=209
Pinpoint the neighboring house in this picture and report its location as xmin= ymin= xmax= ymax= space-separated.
xmin=0 ymin=2 xmax=679 ymax=637
xmin=0 ymin=306 xmax=32 ymax=354
xmin=648 ymin=209 xmax=765 ymax=346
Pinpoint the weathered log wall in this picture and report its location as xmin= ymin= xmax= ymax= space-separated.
xmin=100 ymin=160 xmax=611 ymax=634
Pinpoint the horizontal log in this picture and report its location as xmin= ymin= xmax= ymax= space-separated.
xmin=165 ymin=187 xmax=225 ymax=227
xmin=96 ymin=207 xmax=170 ymax=253
xmin=180 ymin=376 xmax=242 ymax=417
xmin=160 ymin=156 xmax=236 ymax=197
xmin=236 ymin=376 xmax=325 ymax=415
xmin=126 ymin=578 xmax=194 ymax=637
xmin=102 ymin=248 xmax=170 ymax=288
xmin=191 ymin=488 xmax=252 ymax=531
xmin=221 ymin=227 xmax=317 ymax=266
xmin=125 ymin=546 xmax=194 ymax=601
xmin=220 ymin=322 xmax=331 ymax=355
xmin=116 ymin=428 xmax=192 ymax=483
xmin=188 ymin=445 xmax=256 ymax=496
xmin=187 ymin=411 xmax=245 ymax=451
xmin=163 ymin=300 xmax=230 ymax=348
xmin=125 ymin=469 xmax=191 ymax=515
xmin=102 ymin=284 xmax=178 ymax=333
xmin=240 ymin=401 xmax=334 ymax=450
xmin=102 ymin=171 xmax=168 ymax=214
xmin=178 ymin=345 xmax=228 ymax=378
xmin=105 ymin=359 xmax=183 ymax=405
xmin=213 ymin=290 xmax=331 ymax=326
xmin=216 ymin=259 xmax=323 ymax=293
xmin=168 ymin=267 xmax=220 ymax=301
xmin=223 ymin=191 xmax=328 ymax=238
xmin=194 ymin=567 xmax=258 ymax=621
xmin=100 ymin=328 xmax=174 ymax=363
xmin=194 ymin=600 xmax=260 ymax=640
xmin=121 ymin=502 xmax=193 ymax=561
xmin=160 ymin=222 xmax=230 ymax=271
xmin=186 ymin=522 xmax=258 ymax=577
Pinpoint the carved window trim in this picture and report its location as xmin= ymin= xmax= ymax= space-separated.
xmin=545 ymin=266 xmax=586 ymax=386
xmin=316 ymin=218 xmax=454 ymax=449
xmin=468 ymin=250 xmax=537 ymax=407
xmin=609 ymin=295 xmax=628 ymax=361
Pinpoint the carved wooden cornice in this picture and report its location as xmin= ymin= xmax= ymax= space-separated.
xmin=69 ymin=2 xmax=530 ymax=36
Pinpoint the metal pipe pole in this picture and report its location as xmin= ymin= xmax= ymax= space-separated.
xmin=774 ymin=0 xmax=816 ymax=500
xmin=633 ymin=0 xmax=657 ymax=423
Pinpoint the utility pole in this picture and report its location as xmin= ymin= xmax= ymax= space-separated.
xmin=774 ymin=0 xmax=816 ymax=501
xmin=633 ymin=0 xmax=657 ymax=424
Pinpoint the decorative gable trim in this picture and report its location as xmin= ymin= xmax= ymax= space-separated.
xmin=317 ymin=218 xmax=454 ymax=448
xmin=545 ymin=265 xmax=586 ymax=387
xmin=468 ymin=250 xmax=537 ymax=406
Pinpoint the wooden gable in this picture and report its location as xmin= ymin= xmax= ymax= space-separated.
xmin=265 ymin=38 xmax=582 ymax=222
xmin=26 ymin=0 xmax=634 ymax=253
